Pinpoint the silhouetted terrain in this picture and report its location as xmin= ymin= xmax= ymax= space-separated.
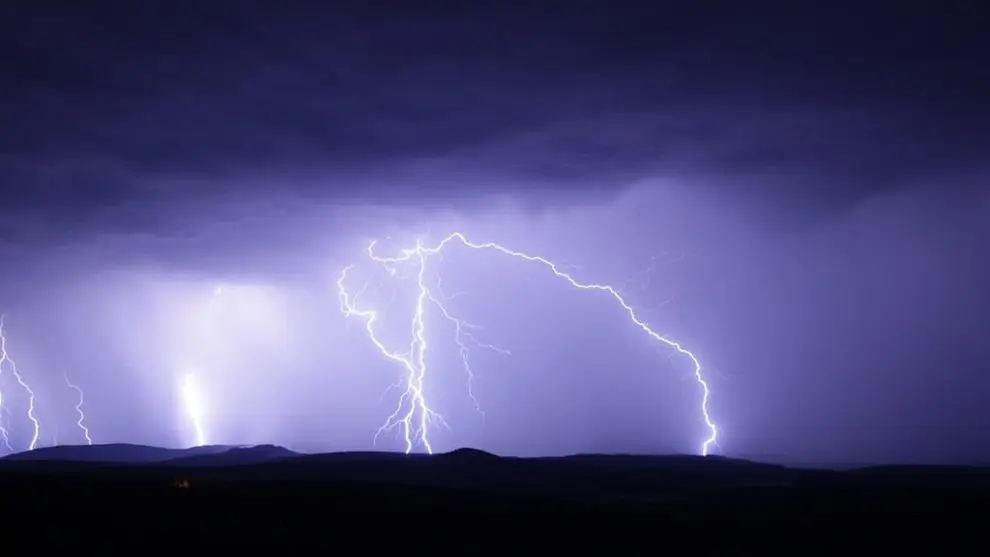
xmin=3 ymin=442 xmax=239 ymax=463
xmin=2 ymin=444 xmax=987 ymax=543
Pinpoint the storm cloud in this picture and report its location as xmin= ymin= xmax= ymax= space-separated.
xmin=0 ymin=2 xmax=987 ymax=463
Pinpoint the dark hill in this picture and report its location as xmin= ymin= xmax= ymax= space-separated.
xmin=1 ymin=443 xmax=987 ymax=543
xmin=162 ymin=444 xmax=301 ymax=466
xmin=1 ymin=443 xmax=235 ymax=463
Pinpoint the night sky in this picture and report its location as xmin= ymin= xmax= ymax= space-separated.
xmin=1 ymin=2 xmax=987 ymax=465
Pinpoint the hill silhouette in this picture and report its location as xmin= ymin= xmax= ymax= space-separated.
xmin=2 ymin=443 xmax=987 ymax=542
xmin=2 ymin=443 xmax=238 ymax=463
xmin=4 ymin=442 xmax=988 ymax=492
xmin=161 ymin=444 xmax=301 ymax=466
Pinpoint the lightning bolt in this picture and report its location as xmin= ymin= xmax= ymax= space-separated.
xmin=0 ymin=314 xmax=41 ymax=452
xmin=174 ymin=286 xmax=224 ymax=448
xmin=64 ymin=371 xmax=93 ymax=445
xmin=338 ymin=232 xmax=719 ymax=457
xmin=425 ymin=282 xmax=511 ymax=423
xmin=181 ymin=372 xmax=207 ymax=447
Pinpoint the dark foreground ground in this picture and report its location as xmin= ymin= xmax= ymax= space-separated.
xmin=2 ymin=444 xmax=988 ymax=546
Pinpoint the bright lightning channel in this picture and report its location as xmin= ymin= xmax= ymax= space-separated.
xmin=0 ymin=314 xmax=41 ymax=452
xmin=64 ymin=371 xmax=93 ymax=445
xmin=176 ymin=285 xmax=224 ymax=448
xmin=182 ymin=372 xmax=208 ymax=447
xmin=337 ymin=232 xmax=720 ymax=457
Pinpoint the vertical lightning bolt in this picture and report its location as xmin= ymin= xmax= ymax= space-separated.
xmin=175 ymin=286 xmax=222 ymax=449
xmin=338 ymin=232 xmax=719 ymax=456
xmin=64 ymin=371 xmax=93 ymax=445
xmin=182 ymin=372 xmax=207 ymax=447
xmin=338 ymin=255 xmax=446 ymax=454
xmin=0 ymin=314 xmax=41 ymax=452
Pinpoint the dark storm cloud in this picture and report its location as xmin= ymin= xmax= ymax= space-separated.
xmin=2 ymin=1 xmax=988 ymax=246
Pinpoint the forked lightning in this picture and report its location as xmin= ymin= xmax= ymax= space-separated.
xmin=64 ymin=371 xmax=93 ymax=445
xmin=0 ymin=314 xmax=41 ymax=452
xmin=338 ymin=232 xmax=719 ymax=456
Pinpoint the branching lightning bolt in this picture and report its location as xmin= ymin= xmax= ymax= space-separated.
xmin=0 ymin=314 xmax=41 ymax=452
xmin=338 ymin=251 xmax=446 ymax=455
xmin=64 ymin=371 xmax=93 ymax=445
xmin=338 ymin=232 xmax=719 ymax=456
xmin=424 ymin=280 xmax=511 ymax=423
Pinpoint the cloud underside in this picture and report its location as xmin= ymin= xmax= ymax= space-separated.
xmin=0 ymin=2 xmax=986 ymax=245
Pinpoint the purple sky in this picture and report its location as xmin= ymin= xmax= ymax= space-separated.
xmin=0 ymin=2 xmax=987 ymax=465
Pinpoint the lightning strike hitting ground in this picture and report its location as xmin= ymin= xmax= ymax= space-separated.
xmin=338 ymin=232 xmax=720 ymax=456
xmin=64 ymin=371 xmax=93 ymax=445
xmin=0 ymin=314 xmax=41 ymax=452
xmin=175 ymin=286 xmax=223 ymax=448
xmin=181 ymin=372 xmax=208 ymax=447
